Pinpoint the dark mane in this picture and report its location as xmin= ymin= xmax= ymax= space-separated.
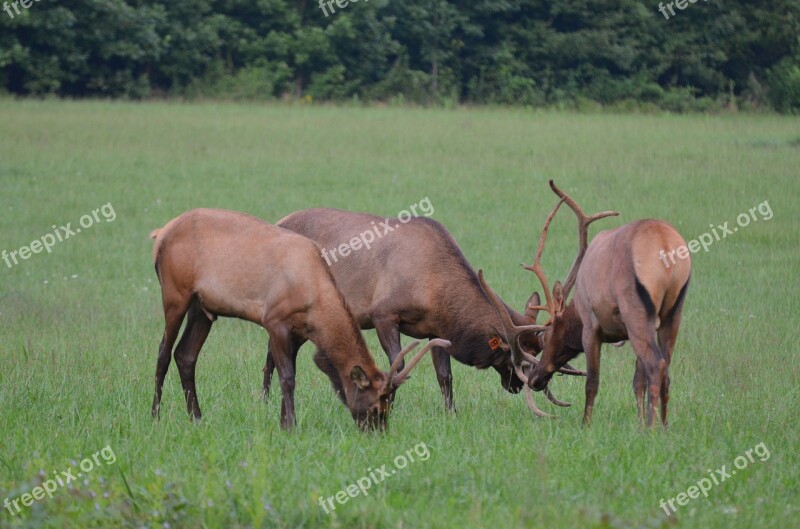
xmin=316 ymin=247 xmax=371 ymax=356
xmin=408 ymin=216 xmax=530 ymax=371
xmin=412 ymin=216 xmax=484 ymax=293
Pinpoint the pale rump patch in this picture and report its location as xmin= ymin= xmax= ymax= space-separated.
xmin=632 ymin=221 xmax=689 ymax=316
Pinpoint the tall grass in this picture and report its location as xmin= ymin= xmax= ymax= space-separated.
xmin=0 ymin=100 xmax=798 ymax=528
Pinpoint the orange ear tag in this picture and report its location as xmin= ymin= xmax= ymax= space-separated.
xmin=488 ymin=337 xmax=501 ymax=350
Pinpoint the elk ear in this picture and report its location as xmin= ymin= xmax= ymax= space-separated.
xmin=349 ymin=366 xmax=371 ymax=389
xmin=553 ymin=281 xmax=565 ymax=314
xmin=525 ymin=292 xmax=541 ymax=322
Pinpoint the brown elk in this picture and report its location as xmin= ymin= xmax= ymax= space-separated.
xmin=149 ymin=208 xmax=448 ymax=431
xmin=482 ymin=181 xmax=691 ymax=427
xmin=264 ymin=208 xmax=585 ymax=417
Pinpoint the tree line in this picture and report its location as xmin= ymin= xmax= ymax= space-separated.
xmin=1 ymin=0 xmax=798 ymax=112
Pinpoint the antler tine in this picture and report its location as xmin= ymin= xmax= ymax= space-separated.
xmin=490 ymin=325 xmax=541 ymax=366
xmin=388 ymin=340 xmax=420 ymax=375
xmin=514 ymin=365 xmax=557 ymax=418
xmin=557 ymin=363 xmax=587 ymax=376
xmin=544 ymin=388 xmax=571 ymax=407
xmin=521 ymin=195 xmax=567 ymax=324
xmin=521 ymin=363 xmax=574 ymax=409
xmin=478 ymin=270 xmax=549 ymax=368
xmin=548 ymin=180 xmax=619 ymax=299
xmin=392 ymin=338 xmax=451 ymax=385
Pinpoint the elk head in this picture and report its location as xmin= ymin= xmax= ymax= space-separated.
xmin=344 ymin=338 xmax=451 ymax=431
xmin=525 ymin=181 xmax=618 ymax=392
xmin=479 ymin=180 xmax=618 ymax=417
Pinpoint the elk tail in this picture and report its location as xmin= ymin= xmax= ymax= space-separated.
xmin=634 ymin=275 xmax=656 ymax=320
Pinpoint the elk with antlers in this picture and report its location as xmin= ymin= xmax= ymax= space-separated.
xmin=481 ymin=181 xmax=691 ymax=427
xmin=149 ymin=208 xmax=448 ymax=430
xmin=267 ymin=208 xmax=585 ymax=418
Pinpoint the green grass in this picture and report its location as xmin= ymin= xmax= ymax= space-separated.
xmin=0 ymin=100 xmax=798 ymax=529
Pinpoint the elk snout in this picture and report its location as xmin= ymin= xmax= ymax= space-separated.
xmin=528 ymin=369 xmax=554 ymax=392
xmin=352 ymin=404 xmax=388 ymax=432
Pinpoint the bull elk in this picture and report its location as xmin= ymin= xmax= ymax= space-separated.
xmin=265 ymin=208 xmax=584 ymax=417
xmin=483 ymin=181 xmax=691 ymax=427
xmin=149 ymin=208 xmax=447 ymax=431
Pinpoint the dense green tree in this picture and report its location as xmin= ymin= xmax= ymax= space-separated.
xmin=0 ymin=0 xmax=797 ymax=110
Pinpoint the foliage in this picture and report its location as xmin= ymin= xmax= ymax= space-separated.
xmin=0 ymin=1 xmax=799 ymax=110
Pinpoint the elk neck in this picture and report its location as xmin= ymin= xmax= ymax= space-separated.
xmin=440 ymin=280 xmax=533 ymax=369
xmin=307 ymin=285 xmax=377 ymax=376
xmin=557 ymin=300 xmax=586 ymax=354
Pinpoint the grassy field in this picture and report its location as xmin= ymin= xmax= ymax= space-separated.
xmin=0 ymin=100 xmax=798 ymax=529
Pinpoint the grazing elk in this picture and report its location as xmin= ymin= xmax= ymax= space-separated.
xmin=149 ymin=208 xmax=447 ymax=430
xmin=483 ymin=181 xmax=691 ymax=427
xmin=264 ymin=208 xmax=585 ymax=417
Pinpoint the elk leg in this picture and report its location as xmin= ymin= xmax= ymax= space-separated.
xmin=262 ymin=345 xmax=276 ymax=401
xmin=626 ymin=330 xmax=664 ymax=428
xmin=581 ymin=328 xmax=602 ymax=426
xmin=263 ymin=335 xmax=304 ymax=401
xmin=632 ymin=358 xmax=646 ymax=422
xmin=373 ymin=315 xmax=402 ymax=369
xmin=659 ymin=362 xmax=671 ymax=429
xmin=657 ymin=311 xmax=683 ymax=428
xmin=151 ymin=297 xmax=191 ymax=419
xmin=174 ymin=302 xmax=213 ymax=421
xmin=266 ymin=324 xmax=297 ymax=430
xmin=431 ymin=346 xmax=456 ymax=412
xmin=373 ymin=315 xmax=403 ymax=405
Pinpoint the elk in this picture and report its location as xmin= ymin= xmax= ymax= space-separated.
xmin=482 ymin=181 xmax=691 ymax=427
xmin=149 ymin=208 xmax=447 ymax=431
xmin=264 ymin=208 xmax=585 ymax=417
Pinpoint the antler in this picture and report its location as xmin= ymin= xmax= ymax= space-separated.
xmin=521 ymin=196 xmax=567 ymax=324
xmin=388 ymin=340 xmax=420 ymax=375
xmin=479 ymin=270 xmax=578 ymax=417
xmin=515 ymin=365 xmax=556 ymax=418
xmin=390 ymin=338 xmax=451 ymax=386
xmin=544 ymin=387 xmax=571 ymax=407
xmin=558 ymin=363 xmax=587 ymax=376
xmin=478 ymin=270 xmax=548 ymax=368
xmin=514 ymin=364 xmax=574 ymax=416
xmin=548 ymin=180 xmax=619 ymax=299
